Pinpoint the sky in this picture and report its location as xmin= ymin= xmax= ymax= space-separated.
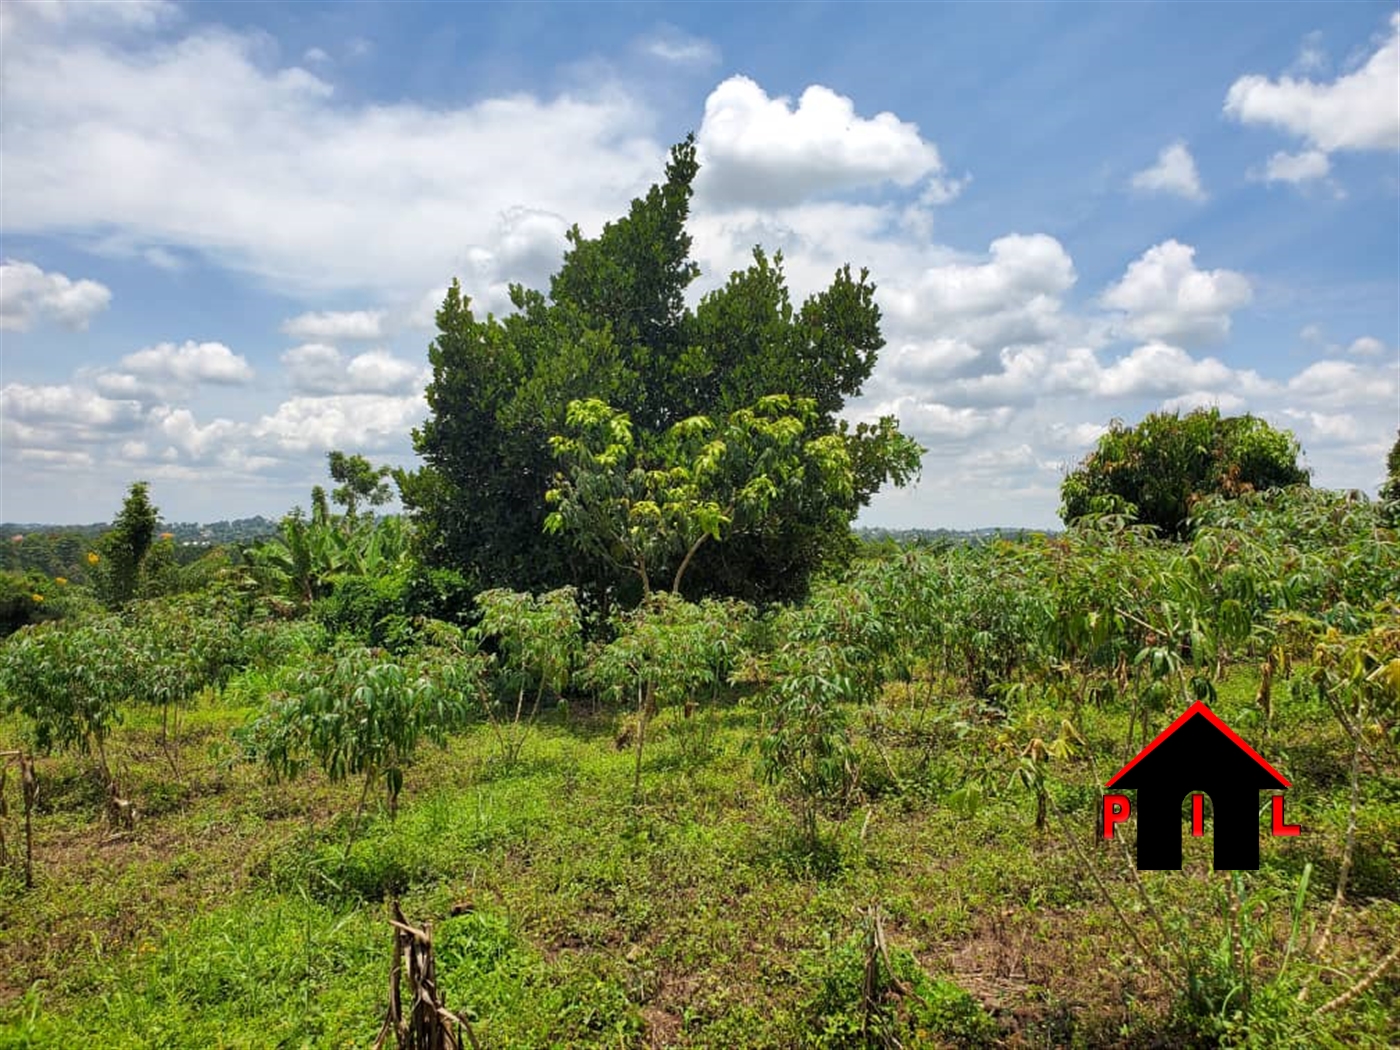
xmin=1 ymin=0 xmax=1398 ymax=529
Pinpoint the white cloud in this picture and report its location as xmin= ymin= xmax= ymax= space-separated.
xmin=1160 ymin=391 xmax=1248 ymax=414
xmin=281 ymin=344 xmax=423 ymax=395
xmin=0 ymin=260 xmax=112 ymax=331
xmin=863 ymin=397 xmax=1012 ymax=440
xmin=638 ymin=27 xmax=719 ymax=66
xmin=1130 ymin=142 xmax=1206 ymax=201
xmin=1101 ymin=240 xmax=1252 ymax=346
xmin=1286 ymin=360 xmax=1398 ymax=409
xmin=251 ymin=394 xmax=427 ymax=453
xmin=0 ymin=25 xmax=665 ymax=296
xmin=281 ymin=310 xmax=387 ymax=341
xmin=1292 ymin=31 xmax=1328 ymax=75
xmin=1260 ymin=149 xmax=1331 ymax=184
xmin=142 ymin=246 xmax=183 ymax=270
xmin=151 ymin=406 xmax=243 ymax=461
xmin=1224 ymin=13 xmax=1400 ymax=152
xmin=887 ymin=338 xmax=983 ymax=382
xmin=1043 ymin=421 xmax=1109 ymax=453
xmin=1090 ymin=343 xmax=1239 ymax=398
xmin=0 ymin=0 xmax=178 ymax=36
xmin=696 ymin=76 xmax=957 ymax=207
xmin=878 ymin=234 xmax=1079 ymax=363
xmin=16 ymin=448 xmax=94 ymax=470
xmin=1283 ymin=408 xmax=1360 ymax=445
xmin=1346 ymin=336 xmax=1386 ymax=357
xmin=302 ymin=46 xmax=331 ymax=66
xmin=0 ymin=383 xmax=146 ymax=467
xmin=119 ymin=340 xmax=254 ymax=384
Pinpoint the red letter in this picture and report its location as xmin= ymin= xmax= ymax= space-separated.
xmin=1103 ymin=794 xmax=1131 ymax=839
xmin=1191 ymin=793 xmax=1205 ymax=837
xmin=1271 ymin=795 xmax=1301 ymax=836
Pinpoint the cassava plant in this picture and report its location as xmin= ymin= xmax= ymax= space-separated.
xmin=238 ymin=645 xmax=472 ymax=851
xmin=470 ymin=587 xmax=582 ymax=766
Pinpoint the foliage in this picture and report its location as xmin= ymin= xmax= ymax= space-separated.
xmin=327 ymin=451 xmax=394 ymax=520
xmin=403 ymin=136 xmax=922 ymax=604
xmin=753 ymin=583 xmax=899 ymax=847
xmin=0 ymin=529 xmax=98 ymax=586
xmin=583 ymin=593 xmax=751 ymax=799
xmin=99 ymin=481 xmax=160 ymax=606
xmin=0 ymin=570 xmax=87 ymax=636
xmin=804 ymin=924 xmax=998 ymax=1048
xmin=4 ymin=481 xmax=1399 ymax=1045
xmin=1060 ymin=408 xmax=1309 ymax=539
xmin=470 ymin=587 xmax=583 ymax=764
xmin=248 ymin=511 xmax=411 ymax=610
xmin=237 ymin=645 xmax=473 ymax=836
xmin=312 ymin=572 xmax=414 ymax=652
xmin=1380 ymin=430 xmax=1400 ymax=527
xmin=0 ymin=616 xmax=130 ymax=785
xmin=545 ymin=394 xmax=859 ymax=599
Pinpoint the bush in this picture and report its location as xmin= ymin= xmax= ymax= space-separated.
xmin=804 ymin=927 xmax=998 ymax=1048
xmin=1060 ymin=408 xmax=1309 ymax=539
xmin=312 ymin=572 xmax=413 ymax=650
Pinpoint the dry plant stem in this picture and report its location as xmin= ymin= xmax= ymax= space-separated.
xmin=23 ymin=753 xmax=35 ymax=888
xmin=1311 ymin=941 xmax=1400 ymax=1018
xmin=345 ymin=767 xmax=375 ymax=859
xmin=377 ymin=902 xmax=480 ymax=1050
xmin=1048 ymin=795 xmax=1184 ymax=993
xmin=0 ymin=753 xmax=12 ymax=870
xmin=1120 ymin=838 xmax=1192 ymax=985
xmin=1225 ymin=873 xmax=1244 ymax=995
xmin=1299 ymin=712 xmax=1363 ymax=1002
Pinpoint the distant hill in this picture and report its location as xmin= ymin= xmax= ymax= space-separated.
xmin=2 ymin=516 xmax=280 ymax=546
xmin=854 ymin=526 xmax=1056 ymax=547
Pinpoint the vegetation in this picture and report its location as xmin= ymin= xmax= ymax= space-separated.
xmin=402 ymin=136 xmax=921 ymax=606
xmin=1 ymin=477 xmax=1395 ymax=1047
xmin=1381 ymin=430 xmax=1400 ymax=527
xmin=1060 ymin=407 xmax=1310 ymax=538
xmin=97 ymin=481 xmax=159 ymax=608
xmin=1 ymin=138 xmax=1397 ymax=1050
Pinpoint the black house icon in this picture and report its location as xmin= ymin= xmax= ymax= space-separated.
xmin=1107 ymin=701 xmax=1290 ymax=870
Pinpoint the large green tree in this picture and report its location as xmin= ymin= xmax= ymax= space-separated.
xmin=100 ymin=481 xmax=159 ymax=606
xmin=327 ymin=451 xmax=393 ymax=520
xmin=1059 ymin=407 xmax=1309 ymax=539
xmin=402 ymin=136 xmax=922 ymax=603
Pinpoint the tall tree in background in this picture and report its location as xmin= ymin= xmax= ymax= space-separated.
xmin=101 ymin=481 xmax=158 ymax=606
xmin=327 ymin=451 xmax=393 ymax=520
xmin=1059 ymin=408 xmax=1310 ymax=539
xmin=402 ymin=136 xmax=922 ymax=603
xmin=1380 ymin=430 xmax=1400 ymax=527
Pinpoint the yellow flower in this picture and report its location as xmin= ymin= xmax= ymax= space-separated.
xmin=54 ymin=576 xmax=68 ymax=586
xmin=31 ymin=594 xmax=44 ymax=603
xmin=159 ymin=532 xmax=174 ymax=541
xmin=87 ymin=551 xmax=100 ymax=565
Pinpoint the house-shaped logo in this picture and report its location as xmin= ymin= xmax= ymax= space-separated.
xmin=1102 ymin=701 xmax=1299 ymax=870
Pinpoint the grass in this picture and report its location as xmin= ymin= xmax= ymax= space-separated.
xmin=1 ymin=665 xmax=1397 ymax=1048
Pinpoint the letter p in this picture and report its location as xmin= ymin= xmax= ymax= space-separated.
xmin=1103 ymin=794 xmax=1131 ymax=839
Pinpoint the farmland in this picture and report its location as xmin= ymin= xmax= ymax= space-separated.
xmin=1 ymin=485 xmax=1396 ymax=1048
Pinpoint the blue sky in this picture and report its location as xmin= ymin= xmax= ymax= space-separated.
xmin=2 ymin=0 xmax=1397 ymax=528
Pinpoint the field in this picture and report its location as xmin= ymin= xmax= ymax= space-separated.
xmin=1 ymin=489 xmax=1397 ymax=1048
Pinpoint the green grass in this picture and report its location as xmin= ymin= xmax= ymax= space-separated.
xmin=1 ymin=665 xmax=1397 ymax=1048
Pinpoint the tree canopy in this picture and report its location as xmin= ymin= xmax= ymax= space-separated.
xmin=403 ymin=135 xmax=922 ymax=604
xmin=1059 ymin=407 xmax=1309 ymax=539
xmin=100 ymin=481 xmax=159 ymax=607
xmin=327 ymin=451 xmax=393 ymax=519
